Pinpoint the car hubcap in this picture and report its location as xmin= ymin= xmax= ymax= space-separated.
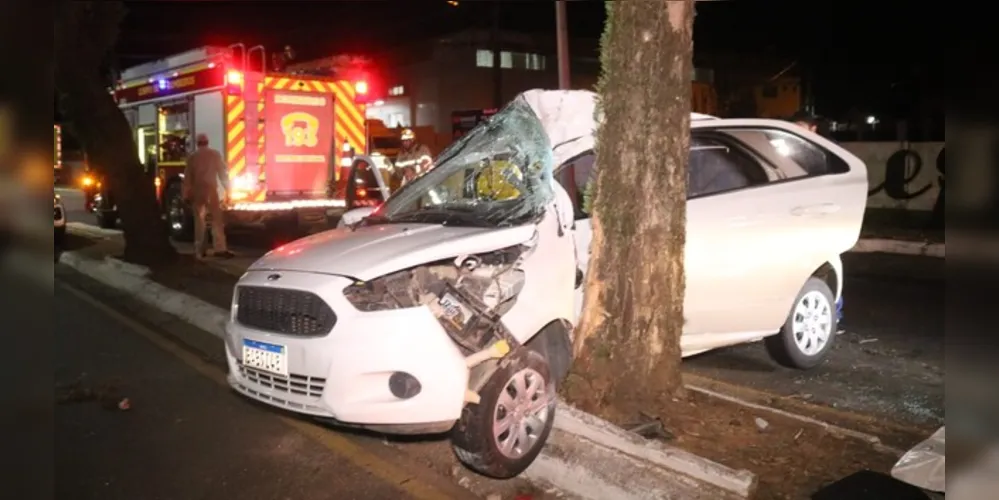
xmin=492 ymin=368 xmax=550 ymax=460
xmin=792 ymin=290 xmax=833 ymax=356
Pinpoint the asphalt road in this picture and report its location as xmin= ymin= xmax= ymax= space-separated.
xmin=55 ymin=187 xmax=944 ymax=429
xmin=684 ymin=259 xmax=944 ymax=428
xmin=54 ymin=271 xmax=492 ymax=500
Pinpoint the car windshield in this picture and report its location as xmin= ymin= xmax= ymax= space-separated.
xmin=371 ymin=97 xmax=555 ymax=228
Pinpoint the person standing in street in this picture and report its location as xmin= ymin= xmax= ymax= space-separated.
xmin=394 ymin=128 xmax=433 ymax=186
xmin=182 ymin=133 xmax=234 ymax=260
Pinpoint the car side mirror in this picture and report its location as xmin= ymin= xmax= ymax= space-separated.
xmin=575 ymin=268 xmax=584 ymax=290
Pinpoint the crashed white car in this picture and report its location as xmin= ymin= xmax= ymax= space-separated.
xmin=224 ymin=89 xmax=867 ymax=478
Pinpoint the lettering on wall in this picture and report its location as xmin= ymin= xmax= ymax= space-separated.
xmin=842 ymin=142 xmax=945 ymax=212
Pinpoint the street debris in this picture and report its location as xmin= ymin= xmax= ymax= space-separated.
xmin=859 ymin=338 xmax=879 ymax=344
xmin=754 ymin=417 xmax=770 ymax=431
xmin=56 ymin=376 xmax=130 ymax=412
xmin=626 ymin=412 xmax=674 ymax=441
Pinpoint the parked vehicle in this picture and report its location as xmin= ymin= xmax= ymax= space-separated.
xmin=224 ymin=89 xmax=868 ymax=479
xmin=55 ymin=193 xmax=66 ymax=246
xmin=92 ymin=43 xmax=375 ymax=237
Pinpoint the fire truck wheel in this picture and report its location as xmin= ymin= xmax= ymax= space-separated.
xmin=96 ymin=210 xmax=118 ymax=229
xmin=164 ymin=181 xmax=193 ymax=241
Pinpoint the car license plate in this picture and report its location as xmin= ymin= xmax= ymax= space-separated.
xmin=242 ymin=339 xmax=288 ymax=377
xmin=438 ymin=292 xmax=473 ymax=329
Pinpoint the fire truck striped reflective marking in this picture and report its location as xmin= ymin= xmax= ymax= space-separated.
xmin=226 ymin=95 xmax=247 ymax=178
xmin=227 ymin=120 xmax=245 ymax=143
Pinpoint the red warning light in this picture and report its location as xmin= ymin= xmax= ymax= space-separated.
xmin=354 ymin=81 xmax=369 ymax=95
xmin=226 ymin=70 xmax=244 ymax=96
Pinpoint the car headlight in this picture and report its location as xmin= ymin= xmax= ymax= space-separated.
xmin=343 ymin=244 xmax=531 ymax=315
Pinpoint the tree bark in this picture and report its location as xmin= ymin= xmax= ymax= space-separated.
xmin=563 ymin=0 xmax=693 ymax=412
xmin=55 ymin=1 xmax=176 ymax=268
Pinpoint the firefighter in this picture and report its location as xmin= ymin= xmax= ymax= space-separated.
xmin=394 ymin=128 xmax=432 ymax=185
xmin=182 ymin=134 xmax=234 ymax=260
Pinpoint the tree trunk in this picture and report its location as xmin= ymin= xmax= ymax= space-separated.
xmin=563 ymin=0 xmax=693 ymax=413
xmin=55 ymin=2 xmax=176 ymax=268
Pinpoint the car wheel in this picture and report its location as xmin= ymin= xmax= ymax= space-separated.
xmin=451 ymin=349 xmax=556 ymax=479
xmin=765 ymin=277 xmax=837 ymax=369
xmin=55 ymin=226 xmax=66 ymax=247
xmin=165 ymin=182 xmax=194 ymax=242
xmin=96 ymin=209 xmax=118 ymax=229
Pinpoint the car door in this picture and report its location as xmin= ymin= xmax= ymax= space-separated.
xmin=555 ymin=142 xmax=772 ymax=340
xmin=553 ymin=151 xmax=595 ymax=322
xmin=711 ymin=125 xmax=867 ymax=331
xmin=684 ymin=132 xmax=786 ymax=337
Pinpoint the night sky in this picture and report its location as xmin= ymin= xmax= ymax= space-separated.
xmin=115 ymin=0 xmax=940 ymax=121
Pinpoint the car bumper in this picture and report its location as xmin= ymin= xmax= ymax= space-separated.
xmin=224 ymin=270 xmax=469 ymax=432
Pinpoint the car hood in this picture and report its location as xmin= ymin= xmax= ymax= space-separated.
xmin=248 ymin=223 xmax=538 ymax=281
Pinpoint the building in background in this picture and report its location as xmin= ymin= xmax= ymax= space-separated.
xmin=290 ymin=29 xmax=717 ymax=142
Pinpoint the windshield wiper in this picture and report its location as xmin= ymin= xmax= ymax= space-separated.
xmin=387 ymin=208 xmax=492 ymax=227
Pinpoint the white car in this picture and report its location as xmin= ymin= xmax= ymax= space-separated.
xmin=55 ymin=193 xmax=67 ymax=246
xmin=224 ymin=89 xmax=867 ymax=478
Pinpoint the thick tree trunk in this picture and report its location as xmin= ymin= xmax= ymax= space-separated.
xmin=55 ymin=2 xmax=176 ymax=268
xmin=563 ymin=0 xmax=693 ymax=412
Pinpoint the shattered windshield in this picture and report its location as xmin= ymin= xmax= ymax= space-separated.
xmin=372 ymin=98 xmax=555 ymax=228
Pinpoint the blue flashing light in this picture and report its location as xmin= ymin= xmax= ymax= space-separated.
xmin=157 ymin=79 xmax=168 ymax=90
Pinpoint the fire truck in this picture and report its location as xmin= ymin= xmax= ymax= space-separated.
xmin=92 ymin=44 xmax=375 ymax=238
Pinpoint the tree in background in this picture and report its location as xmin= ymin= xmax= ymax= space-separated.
xmin=564 ymin=0 xmax=694 ymax=412
xmin=55 ymin=1 xmax=176 ymax=267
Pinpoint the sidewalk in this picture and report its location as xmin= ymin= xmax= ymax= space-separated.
xmin=57 ymin=228 xmax=754 ymax=500
xmin=853 ymin=209 xmax=944 ymax=258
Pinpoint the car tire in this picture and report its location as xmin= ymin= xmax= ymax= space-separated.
xmin=451 ymin=349 xmax=557 ymax=479
xmin=55 ymin=226 xmax=66 ymax=247
xmin=96 ymin=210 xmax=118 ymax=229
xmin=164 ymin=181 xmax=194 ymax=242
xmin=765 ymin=276 xmax=837 ymax=369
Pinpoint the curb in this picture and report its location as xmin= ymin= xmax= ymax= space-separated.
xmin=849 ymin=238 xmax=944 ymax=258
xmin=58 ymin=249 xmax=757 ymax=499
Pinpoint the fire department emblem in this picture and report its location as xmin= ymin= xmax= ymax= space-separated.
xmin=280 ymin=111 xmax=320 ymax=148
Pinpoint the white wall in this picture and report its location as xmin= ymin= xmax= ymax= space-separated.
xmin=840 ymin=141 xmax=944 ymax=212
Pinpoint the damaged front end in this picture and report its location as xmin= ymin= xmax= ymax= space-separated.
xmin=343 ymin=237 xmax=539 ymax=402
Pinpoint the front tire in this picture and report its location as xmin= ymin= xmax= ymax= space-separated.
xmin=765 ymin=276 xmax=837 ymax=369
xmin=451 ymin=349 xmax=556 ymax=479
xmin=55 ymin=226 xmax=66 ymax=247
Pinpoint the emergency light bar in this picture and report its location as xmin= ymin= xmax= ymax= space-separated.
xmin=226 ymin=70 xmax=244 ymax=96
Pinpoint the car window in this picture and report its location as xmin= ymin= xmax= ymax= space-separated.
xmin=725 ymin=129 xmax=849 ymax=178
xmin=688 ymin=134 xmax=771 ymax=198
xmin=555 ymin=152 xmax=595 ymax=219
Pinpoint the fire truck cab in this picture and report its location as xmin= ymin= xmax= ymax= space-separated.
xmin=96 ymin=44 xmax=374 ymax=239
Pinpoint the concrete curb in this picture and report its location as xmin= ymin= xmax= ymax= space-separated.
xmin=849 ymin=238 xmax=944 ymax=258
xmin=59 ymin=249 xmax=757 ymax=499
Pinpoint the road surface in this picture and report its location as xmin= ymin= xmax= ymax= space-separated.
xmin=54 ymin=267 xmax=546 ymax=500
xmin=684 ymin=256 xmax=944 ymax=428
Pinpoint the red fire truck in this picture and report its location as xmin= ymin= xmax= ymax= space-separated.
xmin=92 ymin=44 xmax=375 ymax=238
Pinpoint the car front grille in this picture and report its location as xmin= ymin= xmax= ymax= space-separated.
xmin=237 ymin=362 xmax=326 ymax=398
xmin=235 ymin=286 xmax=336 ymax=337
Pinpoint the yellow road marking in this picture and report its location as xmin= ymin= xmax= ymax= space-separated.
xmin=58 ymin=282 xmax=460 ymax=500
